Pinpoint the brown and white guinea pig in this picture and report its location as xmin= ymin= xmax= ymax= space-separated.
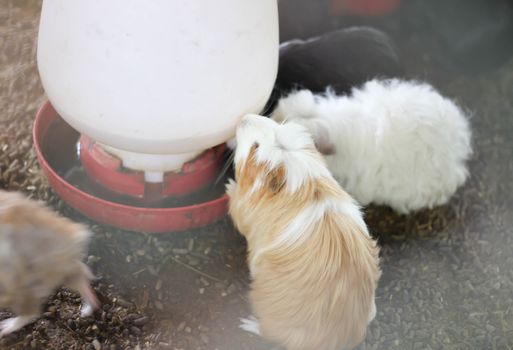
xmin=0 ymin=190 xmax=99 ymax=337
xmin=227 ymin=114 xmax=381 ymax=350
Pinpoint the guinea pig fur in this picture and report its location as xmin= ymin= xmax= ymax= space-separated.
xmin=227 ymin=115 xmax=381 ymax=350
xmin=276 ymin=26 xmax=402 ymax=96
xmin=272 ymin=79 xmax=472 ymax=214
xmin=0 ymin=190 xmax=99 ymax=336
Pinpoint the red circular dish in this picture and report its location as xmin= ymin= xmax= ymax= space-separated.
xmin=79 ymin=134 xmax=225 ymax=198
xmin=33 ymin=101 xmax=229 ymax=233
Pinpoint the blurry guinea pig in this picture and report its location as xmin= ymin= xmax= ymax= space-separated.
xmin=227 ymin=115 xmax=381 ymax=350
xmin=272 ymin=79 xmax=472 ymax=214
xmin=0 ymin=190 xmax=99 ymax=336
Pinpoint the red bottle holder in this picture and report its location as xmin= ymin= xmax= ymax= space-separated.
xmin=79 ymin=135 xmax=225 ymax=199
xmin=33 ymin=101 xmax=229 ymax=233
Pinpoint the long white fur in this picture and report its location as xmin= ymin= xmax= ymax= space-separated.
xmin=272 ymin=79 xmax=472 ymax=213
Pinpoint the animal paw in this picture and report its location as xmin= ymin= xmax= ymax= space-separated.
xmin=225 ymin=179 xmax=237 ymax=197
xmin=239 ymin=316 xmax=260 ymax=335
xmin=0 ymin=316 xmax=35 ymax=337
xmin=80 ymin=303 xmax=94 ymax=317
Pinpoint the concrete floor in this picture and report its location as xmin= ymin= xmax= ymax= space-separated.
xmin=1 ymin=0 xmax=513 ymax=349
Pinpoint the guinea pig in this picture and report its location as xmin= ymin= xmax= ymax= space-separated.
xmin=276 ymin=26 xmax=402 ymax=97
xmin=0 ymin=190 xmax=99 ymax=337
xmin=227 ymin=114 xmax=381 ymax=350
xmin=272 ymin=79 xmax=472 ymax=214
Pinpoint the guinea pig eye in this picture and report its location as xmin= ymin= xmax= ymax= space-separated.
xmin=250 ymin=142 xmax=260 ymax=153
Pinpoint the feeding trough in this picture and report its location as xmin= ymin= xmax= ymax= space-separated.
xmin=33 ymin=0 xmax=279 ymax=233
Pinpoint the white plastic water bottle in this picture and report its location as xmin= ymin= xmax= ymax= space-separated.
xmin=37 ymin=0 xmax=279 ymax=182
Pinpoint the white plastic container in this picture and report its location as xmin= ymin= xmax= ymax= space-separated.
xmin=37 ymin=0 xmax=279 ymax=181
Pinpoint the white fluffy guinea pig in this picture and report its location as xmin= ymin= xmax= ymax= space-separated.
xmin=272 ymin=79 xmax=473 ymax=214
xmin=0 ymin=190 xmax=99 ymax=337
xmin=227 ymin=114 xmax=380 ymax=350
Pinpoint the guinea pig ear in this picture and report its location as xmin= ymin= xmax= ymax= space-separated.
xmin=312 ymin=123 xmax=335 ymax=155
xmin=266 ymin=166 xmax=286 ymax=194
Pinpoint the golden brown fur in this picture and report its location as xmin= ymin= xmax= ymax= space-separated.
xmin=228 ymin=119 xmax=381 ymax=350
